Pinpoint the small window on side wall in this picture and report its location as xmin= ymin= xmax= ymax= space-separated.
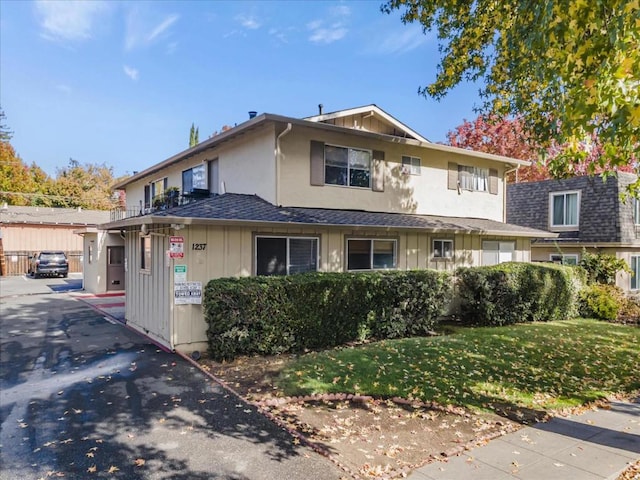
xmin=550 ymin=254 xmax=578 ymax=265
xmin=433 ymin=239 xmax=453 ymax=259
xmin=140 ymin=235 xmax=151 ymax=271
xmin=402 ymin=155 xmax=421 ymax=175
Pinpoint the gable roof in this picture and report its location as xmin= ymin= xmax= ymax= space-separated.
xmin=304 ymin=104 xmax=430 ymax=143
xmin=102 ymin=193 xmax=552 ymax=238
xmin=113 ymin=106 xmax=529 ymax=190
xmin=0 ymin=206 xmax=111 ymax=226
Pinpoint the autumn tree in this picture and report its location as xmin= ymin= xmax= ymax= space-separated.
xmin=0 ymin=108 xmax=12 ymax=141
xmin=383 ymin=0 xmax=639 ymax=186
xmin=49 ymin=159 xmax=120 ymax=210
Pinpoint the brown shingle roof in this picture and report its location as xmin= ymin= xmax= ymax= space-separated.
xmin=0 ymin=206 xmax=111 ymax=226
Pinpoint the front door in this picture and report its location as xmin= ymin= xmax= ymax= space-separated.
xmin=107 ymin=246 xmax=125 ymax=291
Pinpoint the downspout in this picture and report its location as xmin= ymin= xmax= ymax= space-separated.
xmin=275 ymin=123 xmax=292 ymax=206
xmin=503 ymin=164 xmax=521 ymax=222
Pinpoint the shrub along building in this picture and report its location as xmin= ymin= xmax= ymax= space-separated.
xmin=507 ymin=172 xmax=640 ymax=292
xmin=100 ymin=105 xmax=551 ymax=353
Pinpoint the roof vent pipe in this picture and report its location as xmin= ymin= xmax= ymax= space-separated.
xmin=248 ymin=111 xmax=257 ymax=119
xmin=318 ymin=104 xmax=323 ymax=115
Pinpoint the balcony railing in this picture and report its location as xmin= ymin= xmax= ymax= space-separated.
xmin=110 ymin=189 xmax=211 ymax=222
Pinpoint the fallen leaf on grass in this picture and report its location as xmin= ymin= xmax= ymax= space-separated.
xmin=134 ymin=458 xmax=145 ymax=467
xmin=107 ymin=466 xmax=119 ymax=473
xmin=87 ymin=465 xmax=97 ymax=473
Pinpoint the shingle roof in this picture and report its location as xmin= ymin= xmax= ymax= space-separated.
xmin=122 ymin=193 xmax=551 ymax=237
xmin=0 ymin=206 xmax=111 ymax=226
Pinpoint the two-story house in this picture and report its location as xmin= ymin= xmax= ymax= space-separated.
xmin=507 ymin=172 xmax=640 ymax=291
xmin=100 ymin=105 xmax=551 ymax=353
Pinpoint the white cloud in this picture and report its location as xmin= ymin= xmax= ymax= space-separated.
xmin=123 ymin=65 xmax=139 ymax=81
xmin=35 ymin=0 xmax=110 ymax=42
xmin=375 ymin=27 xmax=431 ymax=54
xmin=235 ymin=14 xmax=261 ymax=30
xmin=307 ymin=4 xmax=350 ymax=45
xmin=125 ymin=9 xmax=180 ymax=51
xmin=308 ymin=21 xmax=347 ymax=44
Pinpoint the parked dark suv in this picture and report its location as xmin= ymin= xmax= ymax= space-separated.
xmin=28 ymin=251 xmax=69 ymax=278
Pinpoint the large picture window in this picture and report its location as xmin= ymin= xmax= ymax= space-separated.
xmin=551 ymin=191 xmax=579 ymax=227
xmin=256 ymin=236 xmax=318 ymax=276
xmin=458 ymin=165 xmax=489 ymax=192
xmin=631 ymin=256 xmax=640 ymax=290
xmin=482 ymin=241 xmax=515 ymax=266
xmin=347 ymin=239 xmax=397 ymax=270
xmin=325 ymin=145 xmax=371 ymax=188
xmin=182 ymin=164 xmax=206 ymax=193
xmin=140 ymin=235 xmax=151 ymax=271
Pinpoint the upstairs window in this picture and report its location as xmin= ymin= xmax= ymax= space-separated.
xmin=458 ymin=165 xmax=489 ymax=192
xmin=347 ymin=239 xmax=396 ymax=270
xmin=634 ymin=198 xmax=640 ymax=225
xmin=182 ymin=164 xmax=206 ymax=193
xmin=551 ymin=191 xmax=579 ymax=227
xmin=402 ymin=155 xmax=421 ymax=175
xmin=325 ymin=145 xmax=371 ymax=188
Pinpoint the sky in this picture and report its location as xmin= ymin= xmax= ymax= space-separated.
xmin=1 ymin=0 xmax=483 ymax=178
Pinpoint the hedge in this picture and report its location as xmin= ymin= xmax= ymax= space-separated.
xmin=456 ymin=262 xmax=585 ymax=326
xmin=203 ymin=270 xmax=452 ymax=360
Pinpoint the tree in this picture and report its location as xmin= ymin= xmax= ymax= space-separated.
xmin=382 ymin=0 xmax=639 ymax=186
xmin=49 ymin=159 xmax=120 ymax=210
xmin=446 ymin=114 xmax=636 ymax=182
xmin=0 ymin=108 xmax=12 ymax=141
xmin=0 ymin=141 xmax=54 ymax=206
xmin=189 ymin=123 xmax=199 ymax=147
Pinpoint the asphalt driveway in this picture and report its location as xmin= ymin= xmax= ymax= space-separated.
xmin=0 ymin=284 xmax=342 ymax=479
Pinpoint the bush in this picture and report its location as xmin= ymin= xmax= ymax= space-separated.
xmin=579 ymin=284 xmax=621 ymax=320
xmin=456 ymin=262 xmax=584 ymax=326
xmin=579 ymin=251 xmax=630 ymax=285
xmin=204 ymin=270 xmax=452 ymax=360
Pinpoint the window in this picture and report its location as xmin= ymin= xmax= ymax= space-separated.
xmin=631 ymin=256 xmax=640 ymax=290
xmin=88 ymin=243 xmax=93 ymax=264
xmin=634 ymin=199 xmax=640 ymax=225
xmin=256 ymin=236 xmax=318 ymax=276
xmin=347 ymin=239 xmax=397 ymax=270
xmin=551 ymin=191 xmax=579 ymax=227
xmin=482 ymin=241 xmax=515 ymax=266
xmin=402 ymin=155 xmax=421 ymax=175
xmin=140 ymin=235 xmax=151 ymax=271
xmin=433 ymin=239 xmax=453 ymax=259
xmin=458 ymin=165 xmax=489 ymax=192
xmin=550 ymin=254 xmax=578 ymax=265
xmin=144 ymin=185 xmax=151 ymax=209
xmin=325 ymin=145 xmax=371 ymax=188
xmin=182 ymin=164 xmax=206 ymax=193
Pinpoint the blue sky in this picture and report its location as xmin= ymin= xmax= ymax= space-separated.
xmin=1 ymin=0 xmax=482 ymax=178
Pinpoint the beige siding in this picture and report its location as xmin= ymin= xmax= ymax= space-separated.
xmin=124 ymin=125 xmax=277 ymax=213
xmin=124 ymin=228 xmax=172 ymax=348
xmin=277 ymin=126 xmax=506 ymax=221
xmin=146 ymin=224 xmax=529 ymax=353
xmin=81 ymin=232 xmax=124 ymax=294
xmin=2 ymin=225 xmax=84 ymax=251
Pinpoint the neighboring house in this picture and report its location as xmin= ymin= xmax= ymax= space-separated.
xmin=507 ymin=172 xmax=640 ymax=291
xmin=101 ymin=104 xmax=551 ymax=353
xmin=0 ymin=205 xmax=114 ymax=278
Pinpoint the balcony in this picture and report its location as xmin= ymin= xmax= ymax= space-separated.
xmin=110 ymin=188 xmax=211 ymax=222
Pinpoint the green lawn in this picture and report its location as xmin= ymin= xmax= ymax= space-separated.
xmin=279 ymin=319 xmax=640 ymax=412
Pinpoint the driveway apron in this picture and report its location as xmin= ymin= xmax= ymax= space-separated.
xmin=0 ymin=291 xmax=342 ymax=480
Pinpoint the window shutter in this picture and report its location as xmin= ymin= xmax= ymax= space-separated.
xmin=372 ymin=150 xmax=385 ymax=192
xmin=489 ymin=168 xmax=498 ymax=195
xmin=448 ymin=163 xmax=458 ymax=190
xmin=310 ymin=140 xmax=325 ymax=186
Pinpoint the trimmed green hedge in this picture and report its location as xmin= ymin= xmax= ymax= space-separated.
xmin=204 ymin=270 xmax=452 ymax=360
xmin=456 ymin=262 xmax=585 ymax=326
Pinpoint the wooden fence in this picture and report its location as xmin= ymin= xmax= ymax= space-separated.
xmin=1 ymin=251 xmax=83 ymax=276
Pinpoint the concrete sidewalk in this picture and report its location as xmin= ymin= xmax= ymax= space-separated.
xmin=71 ymin=291 xmax=125 ymax=323
xmin=410 ymin=398 xmax=640 ymax=480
